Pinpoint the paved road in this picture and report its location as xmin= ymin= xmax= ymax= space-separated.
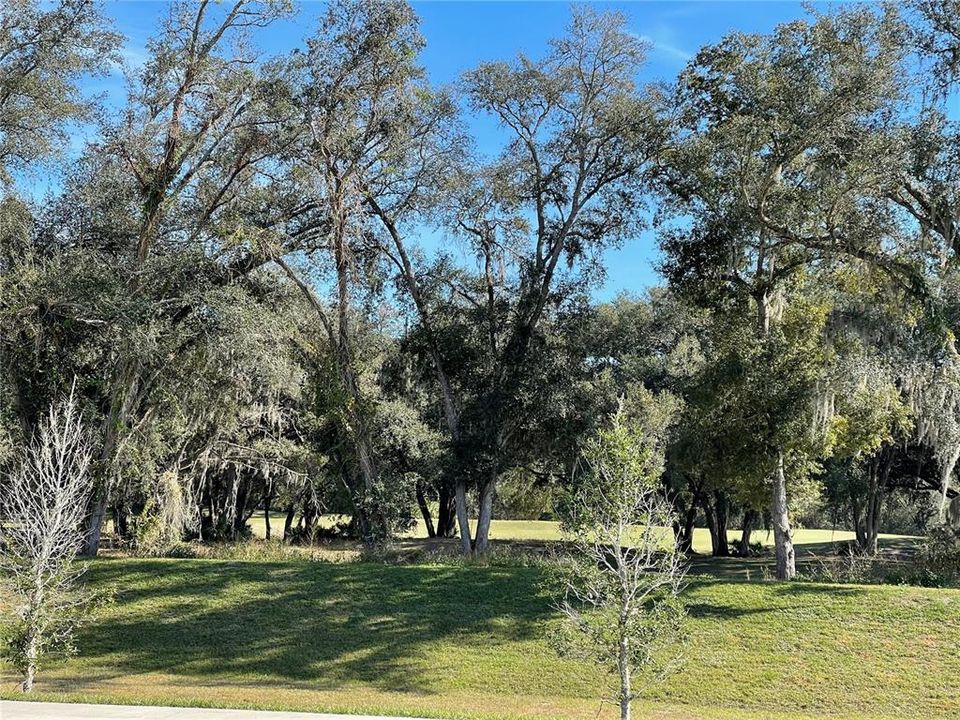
xmin=1 ymin=701 xmax=432 ymax=720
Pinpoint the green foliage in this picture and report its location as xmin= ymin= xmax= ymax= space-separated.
xmin=0 ymin=0 xmax=120 ymax=179
xmin=904 ymin=524 xmax=960 ymax=587
xmin=2 ymin=0 xmax=960 ymax=576
xmin=555 ymin=402 xmax=686 ymax=711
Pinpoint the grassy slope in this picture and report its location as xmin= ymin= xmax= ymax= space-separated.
xmin=2 ymin=557 xmax=957 ymax=720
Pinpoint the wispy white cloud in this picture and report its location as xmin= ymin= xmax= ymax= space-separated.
xmin=636 ymin=33 xmax=693 ymax=63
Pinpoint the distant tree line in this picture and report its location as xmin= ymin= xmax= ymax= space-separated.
xmin=3 ymin=0 xmax=960 ymax=580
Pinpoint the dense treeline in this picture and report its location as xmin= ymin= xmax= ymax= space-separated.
xmin=2 ymin=0 xmax=960 ymax=580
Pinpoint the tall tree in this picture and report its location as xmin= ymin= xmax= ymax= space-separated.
xmin=436 ymin=7 xmax=663 ymax=552
xmin=659 ymin=8 xmax=912 ymax=578
xmin=75 ymin=0 xmax=293 ymax=554
xmin=270 ymin=0 xmax=436 ymax=540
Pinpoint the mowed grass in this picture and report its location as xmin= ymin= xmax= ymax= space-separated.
xmin=248 ymin=513 xmax=915 ymax=555
xmin=2 ymin=556 xmax=957 ymax=720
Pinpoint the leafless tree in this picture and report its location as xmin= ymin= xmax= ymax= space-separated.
xmin=0 ymin=390 xmax=95 ymax=692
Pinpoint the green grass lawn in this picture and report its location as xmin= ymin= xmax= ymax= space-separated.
xmin=247 ymin=513 xmax=916 ymax=556
xmin=2 ymin=555 xmax=957 ymax=720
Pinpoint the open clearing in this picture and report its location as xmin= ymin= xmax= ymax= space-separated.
xmin=246 ymin=514 xmax=915 ymax=555
xmin=2 ymin=553 xmax=957 ymax=720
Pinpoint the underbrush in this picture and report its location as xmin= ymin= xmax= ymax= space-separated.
xmin=799 ymin=550 xmax=900 ymax=585
xmin=122 ymin=537 xmax=556 ymax=568
xmin=889 ymin=525 xmax=960 ymax=587
xmin=151 ymin=539 xmax=360 ymax=563
xmin=129 ymin=533 xmax=562 ymax=568
xmin=799 ymin=526 xmax=960 ymax=588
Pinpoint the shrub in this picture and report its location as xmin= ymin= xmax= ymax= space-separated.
xmin=902 ymin=525 xmax=960 ymax=588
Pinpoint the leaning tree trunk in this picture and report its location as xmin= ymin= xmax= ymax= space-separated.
xmin=415 ymin=480 xmax=436 ymax=538
xmin=80 ymin=360 xmax=143 ymax=556
xmin=80 ymin=421 xmax=118 ymax=556
xmin=366 ymin=199 xmax=466 ymax=543
xmin=772 ymin=452 xmax=796 ymax=580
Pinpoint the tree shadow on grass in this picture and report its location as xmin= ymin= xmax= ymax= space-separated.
xmin=769 ymin=582 xmax=865 ymax=598
xmin=71 ymin=558 xmax=554 ymax=695
xmin=683 ymin=601 xmax=772 ymax=620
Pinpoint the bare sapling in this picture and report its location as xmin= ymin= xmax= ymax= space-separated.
xmin=0 ymin=390 xmax=97 ymax=692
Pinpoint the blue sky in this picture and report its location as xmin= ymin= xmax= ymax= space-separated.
xmin=91 ymin=1 xmax=839 ymax=298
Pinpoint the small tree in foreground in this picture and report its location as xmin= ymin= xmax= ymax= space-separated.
xmin=553 ymin=398 xmax=686 ymax=720
xmin=0 ymin=391 xmax=96 ymax=691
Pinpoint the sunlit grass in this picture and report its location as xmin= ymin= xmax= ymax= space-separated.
xmin=2 ymin=556 xmax=955 ymax=720
xmin=246 ymin=513 xmax=915 ymax=555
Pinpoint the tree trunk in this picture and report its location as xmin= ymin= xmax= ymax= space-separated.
xmin=275 ymin=216 xmax=381 ymax=539
xmin=233 ymin=474 xmax=250 ymax=538
xmin=714 ymin=491 xmax=729 ymax=556
xmin=861 ymin=453 xmax=891 ymax=555
xmin=283 ymin=503 xmax=295 ymax=541
xmin=863 ymin=509 xmax=879 ymax=555
xmin=672 ymin=497 xmax=697 ymax=553
xmin=435 ymin=483 xmax=455 ymax=537
xmin=702 ymin=495 xmax=719 ymax=554
xmin=329 ymin=193 xmax=380 ymax=535
xmin=303 ymin=501 xmax=319 ymax=541
xmin=366 ymin=198 xmax=465 ymax=539
xmin=701 ymin=492 xmax=730 ymax=557
xmin=81 ymin=354 xmax=145 ymax=556
xmin=939 ymin=443 xmax=960 ymax=521
xmin=755 ymin=278 xmax=795 ymax=579
xmin=20 ymin=628 xmax=37 ymax=692
xmin=114 ymin=504 xmax=130 ymax=542
xmin=80 ymin=491 xmax=108 ymax=557
xmin=264 ymin=499 xmax=272 ymax=541
xmin=737 ymin=509 xmax=758 ymax=556
xmin=618 ymin=633 xmax=631 ymax=720
xmin=852 ymin=496 xmax=865 ymax=550
xmin=416 ymin=480 xmax=436 ymax=538
xmin=455 ymin=480 xmax=472 ymax=554
xmin=473 ymin=477 xmax=496 ymax=554
xmin=772 ymin=452 xmax=795 ymax=580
